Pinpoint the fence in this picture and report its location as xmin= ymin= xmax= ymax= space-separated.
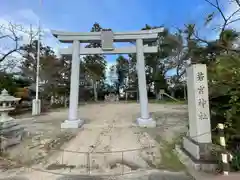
xmin=49 ymin=146 xmax=155 ymax=174
xmin=0 ymin=145 xmax=156 ymax=177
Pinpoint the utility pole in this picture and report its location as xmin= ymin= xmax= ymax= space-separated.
xmin=32 ymin=0 xmax=42 ymax=115
xmin=36 ymin=20 xmax=40 ymax=101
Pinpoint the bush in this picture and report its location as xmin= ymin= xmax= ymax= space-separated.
xmin=208 ymin=54 xmax=240 ymax=171
xmin=231 ymin=147 xmax=240 ymax=171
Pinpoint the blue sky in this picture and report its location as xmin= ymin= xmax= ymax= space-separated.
xmin=0 ymin=0 xmax=238 ymax=76
xmin=1 ymin=0 xmax=210 ymax=31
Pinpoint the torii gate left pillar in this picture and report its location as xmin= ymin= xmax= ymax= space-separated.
xmin=52 ymin=28 xmax=164 ymax=128
xmin=64 ymin=40 xmax=82 ymax=128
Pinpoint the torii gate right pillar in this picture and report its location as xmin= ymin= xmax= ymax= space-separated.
xmin=136 ymin=38 xmax=156 ymax=127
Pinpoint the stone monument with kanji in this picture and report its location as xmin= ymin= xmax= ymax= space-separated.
xmin=181 ymin=64 xmax=217 ymax=171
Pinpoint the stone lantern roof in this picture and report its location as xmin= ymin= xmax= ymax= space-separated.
xmin=0 ymin=89 xmax=21 ymax=102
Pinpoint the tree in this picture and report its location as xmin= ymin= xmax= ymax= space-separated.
xmin=83 ymin=23 xmax=107 ymax=101
xmin=208 ymin=54 xmax=240 ymax=150
xmin=154 ymin=28 xmax=186 ymax=93
xmin=204 ymin=0 xmax=240 ymax=35
xmin=183 ymin=0 xmax=240 ymax=56
xmin=0 ymin=22 xmax=38 ymax=65
xmin=0 ymin=72 xmax=31 ymax=95
xmin=20 ymin=40 xmax=63 ymax=99
xmin=127 ymin=54 xmax=138 ymax=89
xmin=173 ymin=0 xmax=240 ymax=165
xmin=114 ymin=55 xmax=129 ymax=93
xmin=127 ymin=25 xmax=182 ymax=97
xmin=0 ymin=23 xmax=22 ymax=63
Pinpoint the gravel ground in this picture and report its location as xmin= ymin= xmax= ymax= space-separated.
xmin=0 ymin=102 xmax=191 ymax=180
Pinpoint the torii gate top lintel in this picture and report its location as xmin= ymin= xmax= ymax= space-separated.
xmin=51 ymin=27 xmax=164 ymax=43
xmin=52 ymin=28 xmax=164 ymax=55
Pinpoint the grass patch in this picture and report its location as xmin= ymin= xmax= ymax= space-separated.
xmin=155 ymin=135 xmax=186 ymax=171
xmin=148 ymin=99 xmax=187 ymax=104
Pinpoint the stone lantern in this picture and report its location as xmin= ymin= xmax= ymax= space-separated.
xmin=0 ymin=89 xmax=24 ymax=150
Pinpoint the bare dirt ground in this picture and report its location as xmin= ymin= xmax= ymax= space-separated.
xmin=0 ymin=102 xmax=192 ymax=180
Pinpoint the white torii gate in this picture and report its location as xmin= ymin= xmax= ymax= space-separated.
xmin=52 ymin=28 xmax=164 ymax=128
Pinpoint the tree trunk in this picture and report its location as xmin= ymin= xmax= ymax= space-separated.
xmin=93 ymin=80 xmax=98 ymax=102
xmin=155 ymin=89 xmax=158 ymax=100
xmin=64 ymin=96 xmax=68 ymax=108
xmin=184 ymin=84 xmax=187 ymax=100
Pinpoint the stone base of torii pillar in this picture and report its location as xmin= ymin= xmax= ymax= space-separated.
xmin=61 ymin=119 xmax=84 ymax=129
xmin=137 ymin=117 xmax=156 ymax=128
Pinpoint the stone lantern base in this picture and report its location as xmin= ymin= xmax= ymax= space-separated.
xmin=0 ymin=119 xmax=24 ymax=150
